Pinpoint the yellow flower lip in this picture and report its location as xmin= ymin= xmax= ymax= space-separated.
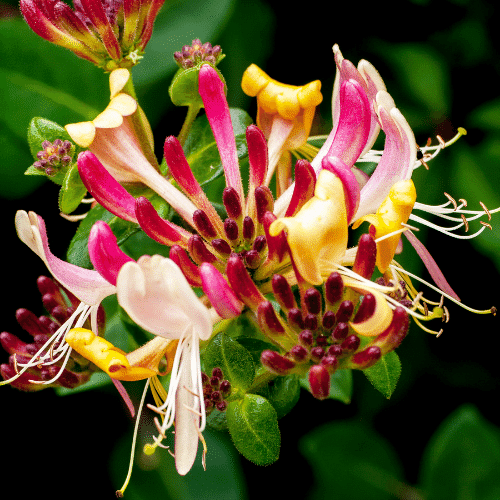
xmin=65 ymin=328 xmax=175 ymax=382
xmin=242 ymin=64 xmax=323 ymax=121
xmin=64 ymin=68 xmax=137 ymax=148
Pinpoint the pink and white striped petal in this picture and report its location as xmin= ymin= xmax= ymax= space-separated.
xmin=15 ymin=211 xmax=115 ymax=305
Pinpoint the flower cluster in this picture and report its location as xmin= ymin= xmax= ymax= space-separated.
xmin=3 ymin=8 xmax=498 ymax=495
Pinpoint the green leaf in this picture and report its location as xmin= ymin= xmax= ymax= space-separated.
xmin=421 ymin=405 xmax=500 ymax=500
xmin=27 ymin=117 xmax=73 ymax=159
xmin=203 ymin=332 xmax=255 ymax=392
xmin=364 ymin=351 xmax=402 ymax=399
xmin=300 ymin=420 xmax=406 ymax=500
xmin=58 ymin=162 xmax=88 ymax=214
xmin=257 ymin=374 xmax=300 ymax=419
xmin=300 ymin=368 xmax=353 ymax=404
xmin=226 ymin=394 xmax=280 ymax=465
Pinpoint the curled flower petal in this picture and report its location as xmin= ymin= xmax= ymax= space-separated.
xmin=15 ymin=210 xmax=115 ymax=305
xmin=116 ymin=256 xmax=212 ymax=340
xmin=270 ymin=169 xmax=348 ymax=285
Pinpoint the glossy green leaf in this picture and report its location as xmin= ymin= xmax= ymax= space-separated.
xmin=203 ymin=332 xmax=255 ymax=392
xmin=58 ymin=162 xmax=88 ymax=214
xmin=227 ymin=394 xmax=280 ymax=465
xmin=257 ymin=374 xmax=300 ymax=419
xmin=421 ymin=405 xmax=500 ymax=500
xmin=364 ymin=351 xmax=402 ymax=399
xmin=300 ymin=420 xmax=407 ymax=500
xmin=27 ymin=117 xmax=74 ymax=159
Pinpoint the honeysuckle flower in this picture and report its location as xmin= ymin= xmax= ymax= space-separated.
xmin=20 ymin=0 xmax=165 ymax=69
xmin=116 ymin=255 xmax=215 ymax=474
xmin=0 ymin=211 xmax=116 ymax=388
xmin=241 ymin=64 xmax=323 ymax=190
xmin=68 ymin=69 xmax=198 ymax=226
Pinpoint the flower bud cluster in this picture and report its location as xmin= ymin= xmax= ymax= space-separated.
xmin=34 ymin=139 xmax=73 ymax=177
xmin=258 ymin=234 xmax=410 ymax=400
xmin=174 ymin=39 xmax=223 ymax=69
xmin=201 ymin=366 xmax=231 ymax=413
xmin=0 ymin=276 xmax=103 ymax=391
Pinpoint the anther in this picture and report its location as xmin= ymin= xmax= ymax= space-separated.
xmin=436 ymin=135 xmax=446 ymax=148
xmin=480 ymin=221 xmax=493 ymax=230
xmin=460 ymin=213 xmax=469 ymax=232
xmin=444 ymin=192 xmax=458 ymax=210
xmin=442 ymin=306 xmax=450 ymax=323
xmin=459 ymin=198 xmax=467 ymax=207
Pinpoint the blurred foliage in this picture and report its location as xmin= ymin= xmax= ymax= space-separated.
xmin=1 ymin=0 xmax=500 ymax=499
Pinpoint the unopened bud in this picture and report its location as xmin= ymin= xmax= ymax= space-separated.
xmin=261 ymin=350 xmax=296 ymax=374
xmin=308 ymin=364 xmax=330 ymax=400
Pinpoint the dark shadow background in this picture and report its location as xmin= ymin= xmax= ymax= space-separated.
xmin=1 ymin=0 xmax=499 ymax=498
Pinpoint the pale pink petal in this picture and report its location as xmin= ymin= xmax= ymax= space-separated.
xmin=403 ymin=230 xmax=460 ymax=301
xmin=116 ymin=256 xmax=212 ymax=340
xmin=174 ymin=343 xmax=200 ymax=475
xmin=15 ymin=211 xmax=115 ymax=305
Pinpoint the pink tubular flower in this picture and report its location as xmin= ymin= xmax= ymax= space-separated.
xmin=20 ymin=0 xmax=165 ymax=69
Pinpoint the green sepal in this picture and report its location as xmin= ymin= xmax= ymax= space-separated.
xmin=203 ymin=331 xmax=255 ymax=393
xmin=257 ymin=374 xmax=300 ymax=419
xmin=58 ymin=161 xmax=87 ymax=214
xmin=226 ymin=394 xmax=280 ymax=465
xmin=300 ymin=368 xmax=353 ymax=404
xmin=168 ymin=61 xmax=226 ymax=108
xmin=26 ymin=117 xmax=77 ymax=185
xmin=363 ymin=350 xmax=402 ymax=399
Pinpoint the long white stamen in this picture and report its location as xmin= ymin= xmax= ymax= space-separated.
xmin=116 ymin=378 xmax=150 ymax=498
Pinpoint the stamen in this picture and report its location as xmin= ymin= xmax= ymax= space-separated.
xmin=195 ymin=422 xmax=208 ymax=471
xmin=459 ymin=198 xmax=467 ymax=207
xmin=116 ymin=379 xmax=149 ymax=499
xmin=444 ymin=192 xmax=458 ymax=211
xmin=59 ymin=212 xmax=89 ymax=222
xmin=436 ymin=135 xmax=446 ymax=148
xmin=442 ymin=306 xmax=450 ymax=323
xmin=460 ymin=214 xmax=469 ymax=232
xmin=480 ymin=201 xmax=492 ymax=221
xmin=146 ymin=403 xmax=166 ymax=415
xmin=480 ymin=221 xmax=493 ymax=230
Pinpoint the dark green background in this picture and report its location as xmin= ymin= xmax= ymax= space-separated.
xmin=1 ymin=0 xmax=499 ymax=498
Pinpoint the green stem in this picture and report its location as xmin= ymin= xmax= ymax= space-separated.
xmin=178 ymin=104 xmax=202 ymax=146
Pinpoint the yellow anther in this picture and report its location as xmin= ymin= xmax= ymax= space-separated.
xmin=353 ymin=180 xmax=417 ymax=273
xmin=65 ymin=328 xmax=174 ymax=382
xmin=270 ymin=169 xmax=348 ymax=285
xmin=241 ymin=64 xmax=322 ymax=149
